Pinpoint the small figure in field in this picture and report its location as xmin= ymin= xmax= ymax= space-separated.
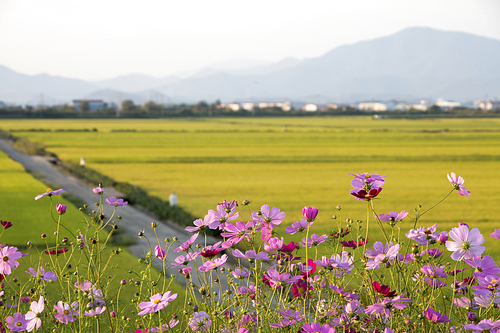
xmin=80 ymin=156 xmax=86 ymax=167
xmin=169 ymin=191 xmax=178 ymax=206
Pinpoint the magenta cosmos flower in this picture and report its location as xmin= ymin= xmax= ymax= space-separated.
xmin=446 ymin=224 xmax=485 ymax=261
xmin=424 ymin=307 xmax=450 ymax=323
xmin=154 ymin=246 xmax=166 ymax=261
xmin=56 ymin=204 xmax=66 ymax=214
xmin=35 ymin=188 xmax=65 ymax=200
xmin=25 ymin=296 xmax=45 ymax=331
xmin=350 ymin=172 xmax=385 ymax=201
xmin=302 ymin=206 xmax=319 ymax=222
xmin=302 ymin=323 xmax=335 ymax=333
xmin=1 ymin=220 xmax=12 ymax=229
xmin=54 ymin=301 xmax=79 ymax=324
xmin=0 ymin=246 xmax=27 ymax=275
xmin=447 ymin=172 xmax=470 ymax=197
xmin=138 ymin=291 xmax=177 ymax=315
xmin=6 ymin=312 xmax=29 ymax=332
xmin=105 ymin=197 xmax=128 ymax=207
xmin=264 ymin=269 xmax=302 ymax=288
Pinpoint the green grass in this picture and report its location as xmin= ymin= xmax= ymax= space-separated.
xmin=1 ymin=117 xmax=499 ymax=251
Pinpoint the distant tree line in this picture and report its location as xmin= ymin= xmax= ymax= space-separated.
xmin=0 ymin=100 xmax=499 ymax=119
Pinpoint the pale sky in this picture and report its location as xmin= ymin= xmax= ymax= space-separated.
xmin=1 ymin=0 xmax=499 ymax=81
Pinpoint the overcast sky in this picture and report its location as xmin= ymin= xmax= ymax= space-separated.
xmin=1 ymin=0 xmax=499 ymax=81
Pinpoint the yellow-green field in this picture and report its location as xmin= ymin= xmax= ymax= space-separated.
xmin=2 ymin=117 xmax=499 ymax=252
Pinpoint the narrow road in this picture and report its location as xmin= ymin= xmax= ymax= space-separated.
xmin=0 ymin=138 xmax=227 ymax=289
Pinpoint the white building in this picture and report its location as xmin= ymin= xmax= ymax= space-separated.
xmin=435 ymin=99 xmax=461 ymax=109
xmin=241 ymin=103 xmax=255 ymax=111
xmin=302 ymin=104 xmax=318 ymax=112
xmin=358 ymin=102 xmax=387 ymax=111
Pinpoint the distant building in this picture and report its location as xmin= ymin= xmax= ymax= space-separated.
xmin=241 ymin=103 xmax=255 ymax=111
xmin=474 ymin=100 xmax=500 ymax=110
xmin=72 ymin=99 xmax=108 ymax=111
xmin=217 ymin=103 xmax=240 ymax=111
xmin=358 ymin=102 xmax=387 ymax=111
xmin=435 ymin=99 xmax=461 ymax=109
xmin=302 ymin=104 xmax=318 ymax=112
xmin=0 ymin=101 xmax=5 ymax=109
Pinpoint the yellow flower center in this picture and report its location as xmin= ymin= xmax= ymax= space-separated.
xmin=492 ymin=280 xmax=498 ymax=284
xmin=365 ymin=174 xmax=371 ymax=178
xmin=2 ymin=256 xmax=8 ymax=262
xmin=210 ymin=262 xmax=217 ymax=267
xmin=16 ymin=322 xmax=22 ymax=327
xmin=63 ymin=310 xmax=70 ymax=315
xmin=47 ymin=188 xmax=52 ymax=192
xmin=154 ymin=299 xmax=161 ymax=305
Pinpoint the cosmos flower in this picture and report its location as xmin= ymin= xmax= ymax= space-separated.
xmin=188 ymin=311 xmax=211 ymax=332
xmin=93 ymin=187 xmax=103 ymax=194
xmin=232 ymin=249 xmax=270 ymax=261
xmin=376 ymin=210 xmax=408 ymax=224
xmin=463 ymin=319 xmax=500 ymax=331
xmin=56 ymin=204 xmax=66 ymax=214
xmin=35 ymin=188 xmax=65 ymax=200
xmin=364 ymin=294 xmax=412 ymax=317
xmin=0 ymin=220 xmax=12 ymax=229
xmin=6 ymin=312 xmax=29 ymax=332
xmin=25 ymin=296 xmax=45 ymax=331
xmin=350 ymin=172 xmax=385 ymax=201
xmin=300 ymin=234 xmax=328 ymax=248
xmin=185 ymin=213 xmax=213 ymax=232
xmin=302 ymin=206 xmax=319 ymax=222
xmin=173 ymin=232 xmax=199 ymax=252
xmin=0 ymin=246 xmax=27 ymax=275
xmin=301 ymin=323 xmax=335 ymax=333
xmin=264 ymin=237 xmax=283 ymax=252
xmin=138 ymin=291 xmax=177 ymax=316
xmin=372 ymin=281 xmax=397 ymax=298
xmin=464 ymin=255 xmax=499 ymax=276
xmin=264 ymin=269 xmax=302 ymax=288
xmin=26 ymin=267 xmax=57 ymax=282
xmin=447 ymin=172 xmax=470 ymax=197
xmin=105 ymin=197 xmax=128 ymax=207
xmin=490 ymin=229 xmax=500 ymax=239
xmin=85 ymin=306 xmax=106 ymax=317
xmin=54 ymin=301 xmax=79 ymax=324
xmin=446 ymin=224 xmax=485 ymax=261
xmin=198 ymin=254 xmax=228 ymax=272
xmin=285 ymin=218 xmax=313 ymax=235
xmin=154 ymin=246 xmax=166 ymax=261
xmin=251 ymin=205 xmax=286 ymax=227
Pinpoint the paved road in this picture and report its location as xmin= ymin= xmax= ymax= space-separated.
xmin=0 ymin=138 xmax=228 ymax=289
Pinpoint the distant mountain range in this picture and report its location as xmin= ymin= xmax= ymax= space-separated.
xmin=1 ymin=27 xmax=500 ymax=106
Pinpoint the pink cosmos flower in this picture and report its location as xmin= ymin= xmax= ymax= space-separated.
xmin=446 ymin=224 xmax=485 ymax=261
xmin=302 ymin=206 xmax=318 ymax=222
xmin=149 ymin=319 xmax=179 ymax=332
xmin=25 ymin=296 xmax=44 ymax=331
xmin=491 ymin=229 xmax=500 ymax=239
xmin=264 ymin=237 xmax=283 ymax=252
xmin=465 ymin=255 xmax=500 ymax=276
xmin=200 ymin=243 xmax=222 ymax=258
xmin=171 ymin=252 xmax=199 ymax=267
xmin=372 ymin=281 xmax=396 ymax=298
xmin=329 ymin=285 xmax=360 ymax=300
xmin=376 ymin=210 xmax=408 ymax=223
xmin=301 ymin=323 xmax=335 ymax=333
xmin=185 ymin=213 xmax=213 ymax=232
xmin=179 ymin=267 xmax=191 ymax=278
xmin=280 ymin=241 xmax=297 ymax=253
xmin=138 ymin=291 xmax=177 ymax=316
xmin=424 ymin=307 xmax=450 ymax=323
xmin=285 ymin=218 xmax=313 ymax=235
xmin=341 ymin=238 xmax=368 ymax=249
xmin=231 ymin=267 xmax=250 ymax=279
xmin=6 ymin=312 xmax=28 ymax=332
xmin=85 ymin=306 xmax=106 ymax=317
xmin=188 ymin=311 xmax=211 ymax=332
xmin=105 ymin=197 xmax=128 ymax=207
xmin=221 ymin=221 xmax=253 ymax=244
xmin=405 ymin=224 xmax=440 ymax=244
xmin=26 ymin=267 xmax=57 ymax=282
xmin=447 ymin=172 xmax=470 ymax=196
xmin=54 ymin=301 xmax=79 ymax=324
xmin=232 ymin=249 xmax=270 ymax=261
xmin=44 ymin=247 xmax=68 ymax=255
xmin=0 ymin=246 xmax=27 ymax=275
xmin=364 ymin=294 xmax=412 ymax=317
xmin=173 ymin=232 xmax=199 ymax=252
xmin=300 ymin=234 xmax=328 ymax=248
xmin=154 ymin=246 xmax=166 ymax=261
xmin=463 ymin=319 xmax=500 ymax=331
xmin=198 ymin=254 xmax=228 ymax=272
xmin=350 ymin=172 xmax=385 ymax=201
xmin=264 ymin=269 xmax=302 ymax=288
xmin=365 ymin=242 xmax=399 ymax=270
xmin=93 ymin=187 xmax=103 ymax=194
xmin=35 ymin=188 xmax=64 ymax=200
xmin=207 ymin=204 xmax=239 ymax=230
xmin=251 ymin=204 xmax=286 ymax=227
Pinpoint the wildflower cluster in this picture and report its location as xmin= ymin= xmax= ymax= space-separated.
xmin=1 ymin=171 xmax=497 ymax=333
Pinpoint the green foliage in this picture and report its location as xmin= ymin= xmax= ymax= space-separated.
xmin=12 ymin=137 xmax=46 ymax=155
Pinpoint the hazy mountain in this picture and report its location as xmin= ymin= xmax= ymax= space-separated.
xmin=157 ymin=27 xmax=500 ymax=102
xmin=2 ymin=27 xmax=500 ymax=105
xmin=0 ymin=65 xmax=98 ymax=105
xmin=91 ymin=74 xmax=180 ymax=93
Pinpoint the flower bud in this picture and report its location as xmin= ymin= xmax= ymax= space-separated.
xmin=41 ymin=233 xmax=47 ymax=238
xmin=151 ymin=221 xmax=158 ymax=228
xmin=120 ymin=279 xmax=126 ymax=285
xmin=138 ymin=231 xmax=144 ymax=237
xmin=56 ymin=204 xmax=67 ymax=215
xmin=467 ymin=312 xmax=476 ymax=322
xmin=302 ymin=206 xmax=319 ymax=222
xmin=242 ymin=199 xmax=251 ymax=206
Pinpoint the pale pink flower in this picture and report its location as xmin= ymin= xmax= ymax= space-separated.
xmin=188 ymin=311 xmax=211 ymax=332
xmin=232 ymin=249 xmax=270 ymax=261
xmin=25 ymin=296 xmax=44 ymax=331
xmin=105 ymin=197 xmax=128 ymax=207
xmin=300 ymin=234 xmax=328 ymax=248
xmin=285 ymin=218 xmax=313 ymax=235
xmin=85 ymin=306 xmax=106 ymax=317
xmin=138 ymin=291 xmax=177 ymax=315
xmin=186 ymin=213 xmax=213 ymax=232
xmin=35 ymin=188 xmax=64 ymax=200
xmin=54 ymin=301 xmax=79 ymax=324
xmin=198 ymin=254 xmax=228 ymax=272
xmin=173 ymin=232 xmax=199 ymax=252
xmin=446 ymin=224 xmax=485 ymax=261
xmin=447 ymin=172 xmax=470 ymax=196
xmin=0 ymin=246 xmax=27 ymax=275
xmin=26 ymin=267 xmax=57 ymax=282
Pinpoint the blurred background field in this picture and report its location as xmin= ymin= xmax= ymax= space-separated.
xmin=1 ymin=117 xmax=499 ymax=253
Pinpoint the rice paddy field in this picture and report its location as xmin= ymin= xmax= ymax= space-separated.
xmin=2 ymin=117 xmax=500 ymax=256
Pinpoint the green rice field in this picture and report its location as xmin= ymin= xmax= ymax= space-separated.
xmin=2 ymin=117 xmax=500 ymax=254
